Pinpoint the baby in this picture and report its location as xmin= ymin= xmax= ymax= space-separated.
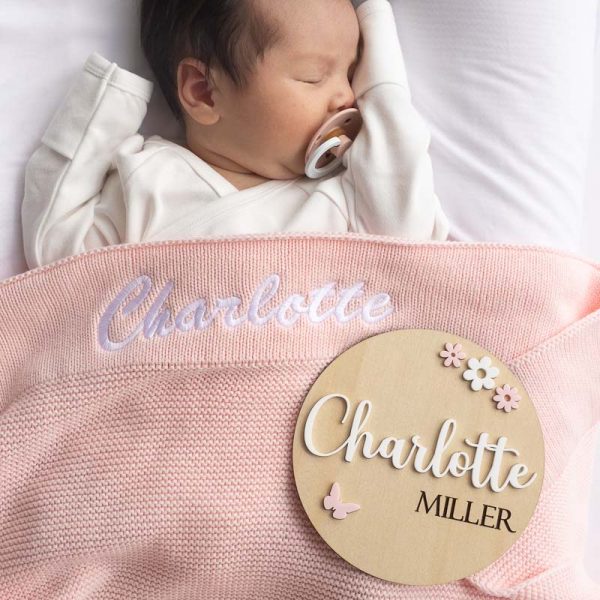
xmin=21 ymin=0 xmax=450 ymax=270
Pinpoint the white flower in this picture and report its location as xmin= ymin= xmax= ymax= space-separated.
xmin=462 ymin=356 xmax=500 ymax=391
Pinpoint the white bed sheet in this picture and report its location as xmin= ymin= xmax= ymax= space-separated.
xmin=0 ymin=0 xmax=598 ymax=582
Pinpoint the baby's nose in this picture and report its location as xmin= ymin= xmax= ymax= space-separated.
xmin=339 ymin=95 xmax=356 ymax=111
xmin=331 ymin=82 xmax=356 ymax=113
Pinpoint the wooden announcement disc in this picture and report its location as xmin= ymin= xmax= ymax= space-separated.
xmin=292 ymin=329 xmax=544 ymax=585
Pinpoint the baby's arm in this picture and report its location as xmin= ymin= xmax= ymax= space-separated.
xmin=341 ymin=0 xmax=450 ymax=240
xmin=21 ymin=53 xmax=153 ymax=269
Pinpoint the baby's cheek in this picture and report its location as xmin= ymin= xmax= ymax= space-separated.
xmin=250 ymin=93 xmax=320 ymax=164
xmin=261 ymin=110 xmax=302 ymax=148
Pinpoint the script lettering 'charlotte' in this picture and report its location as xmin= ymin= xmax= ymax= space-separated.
xmin=304 ymin=393 xmax=537 ymax=493
xmin=98 ymin=273 xmax=394 ymax=351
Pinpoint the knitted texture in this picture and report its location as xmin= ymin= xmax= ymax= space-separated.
xmin=0 ymin=231 xmax=598 ymax=599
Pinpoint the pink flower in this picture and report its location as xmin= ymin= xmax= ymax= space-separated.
xmin=493 ymin=384 xmax=521 ymax=412
xmin=439 ymin=342 xmax=466 ymax=367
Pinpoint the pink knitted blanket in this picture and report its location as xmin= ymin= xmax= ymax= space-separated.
xmin=0 ymin=232 xmax=598 ymax=599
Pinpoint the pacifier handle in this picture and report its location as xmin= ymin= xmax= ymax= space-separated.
xmin=304 ymin=109 xmax=363 ymax=179
xmin=305 ymin=136 xmax=347 ymax=179
xmin=330 ymin=135 xmax=352 ymax=158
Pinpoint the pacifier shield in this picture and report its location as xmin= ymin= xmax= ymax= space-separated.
xmin=304 ymin=108 xmax=363 ymax=178
xmin=292 ymin=329 xmax=545 ymax=585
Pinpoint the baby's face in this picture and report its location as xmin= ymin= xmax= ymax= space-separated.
xmin=205 ymin=0 xmax=360 ymax=180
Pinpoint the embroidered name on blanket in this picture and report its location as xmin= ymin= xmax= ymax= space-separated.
xmin=98 ymin=273 xmax=394 ymax=351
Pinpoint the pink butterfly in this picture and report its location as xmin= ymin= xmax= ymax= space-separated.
xmin=323 ymin=482 xmax=361 ymax=520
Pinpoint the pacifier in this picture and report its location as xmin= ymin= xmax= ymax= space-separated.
xmin=304 ymin=108 xmax=363 ymax=179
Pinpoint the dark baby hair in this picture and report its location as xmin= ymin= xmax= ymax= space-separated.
xmin=140 ymin=0 xmax=282 ymax=123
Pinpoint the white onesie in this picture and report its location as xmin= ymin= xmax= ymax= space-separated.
xmin=22 ymin=0 xmax=450 ymax=270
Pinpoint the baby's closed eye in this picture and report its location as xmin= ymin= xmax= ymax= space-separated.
xmin=297 ymin=69 xmax=355 ymax=86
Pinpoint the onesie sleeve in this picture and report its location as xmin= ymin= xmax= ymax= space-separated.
xmin=21 ymin=52 xmax=153 ymax=269
xmin=340 ymin=0 xmax=450 ymax=240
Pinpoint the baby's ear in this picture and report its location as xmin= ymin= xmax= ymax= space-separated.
xmin=177 ymin=58 xmax=220 ymax=125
